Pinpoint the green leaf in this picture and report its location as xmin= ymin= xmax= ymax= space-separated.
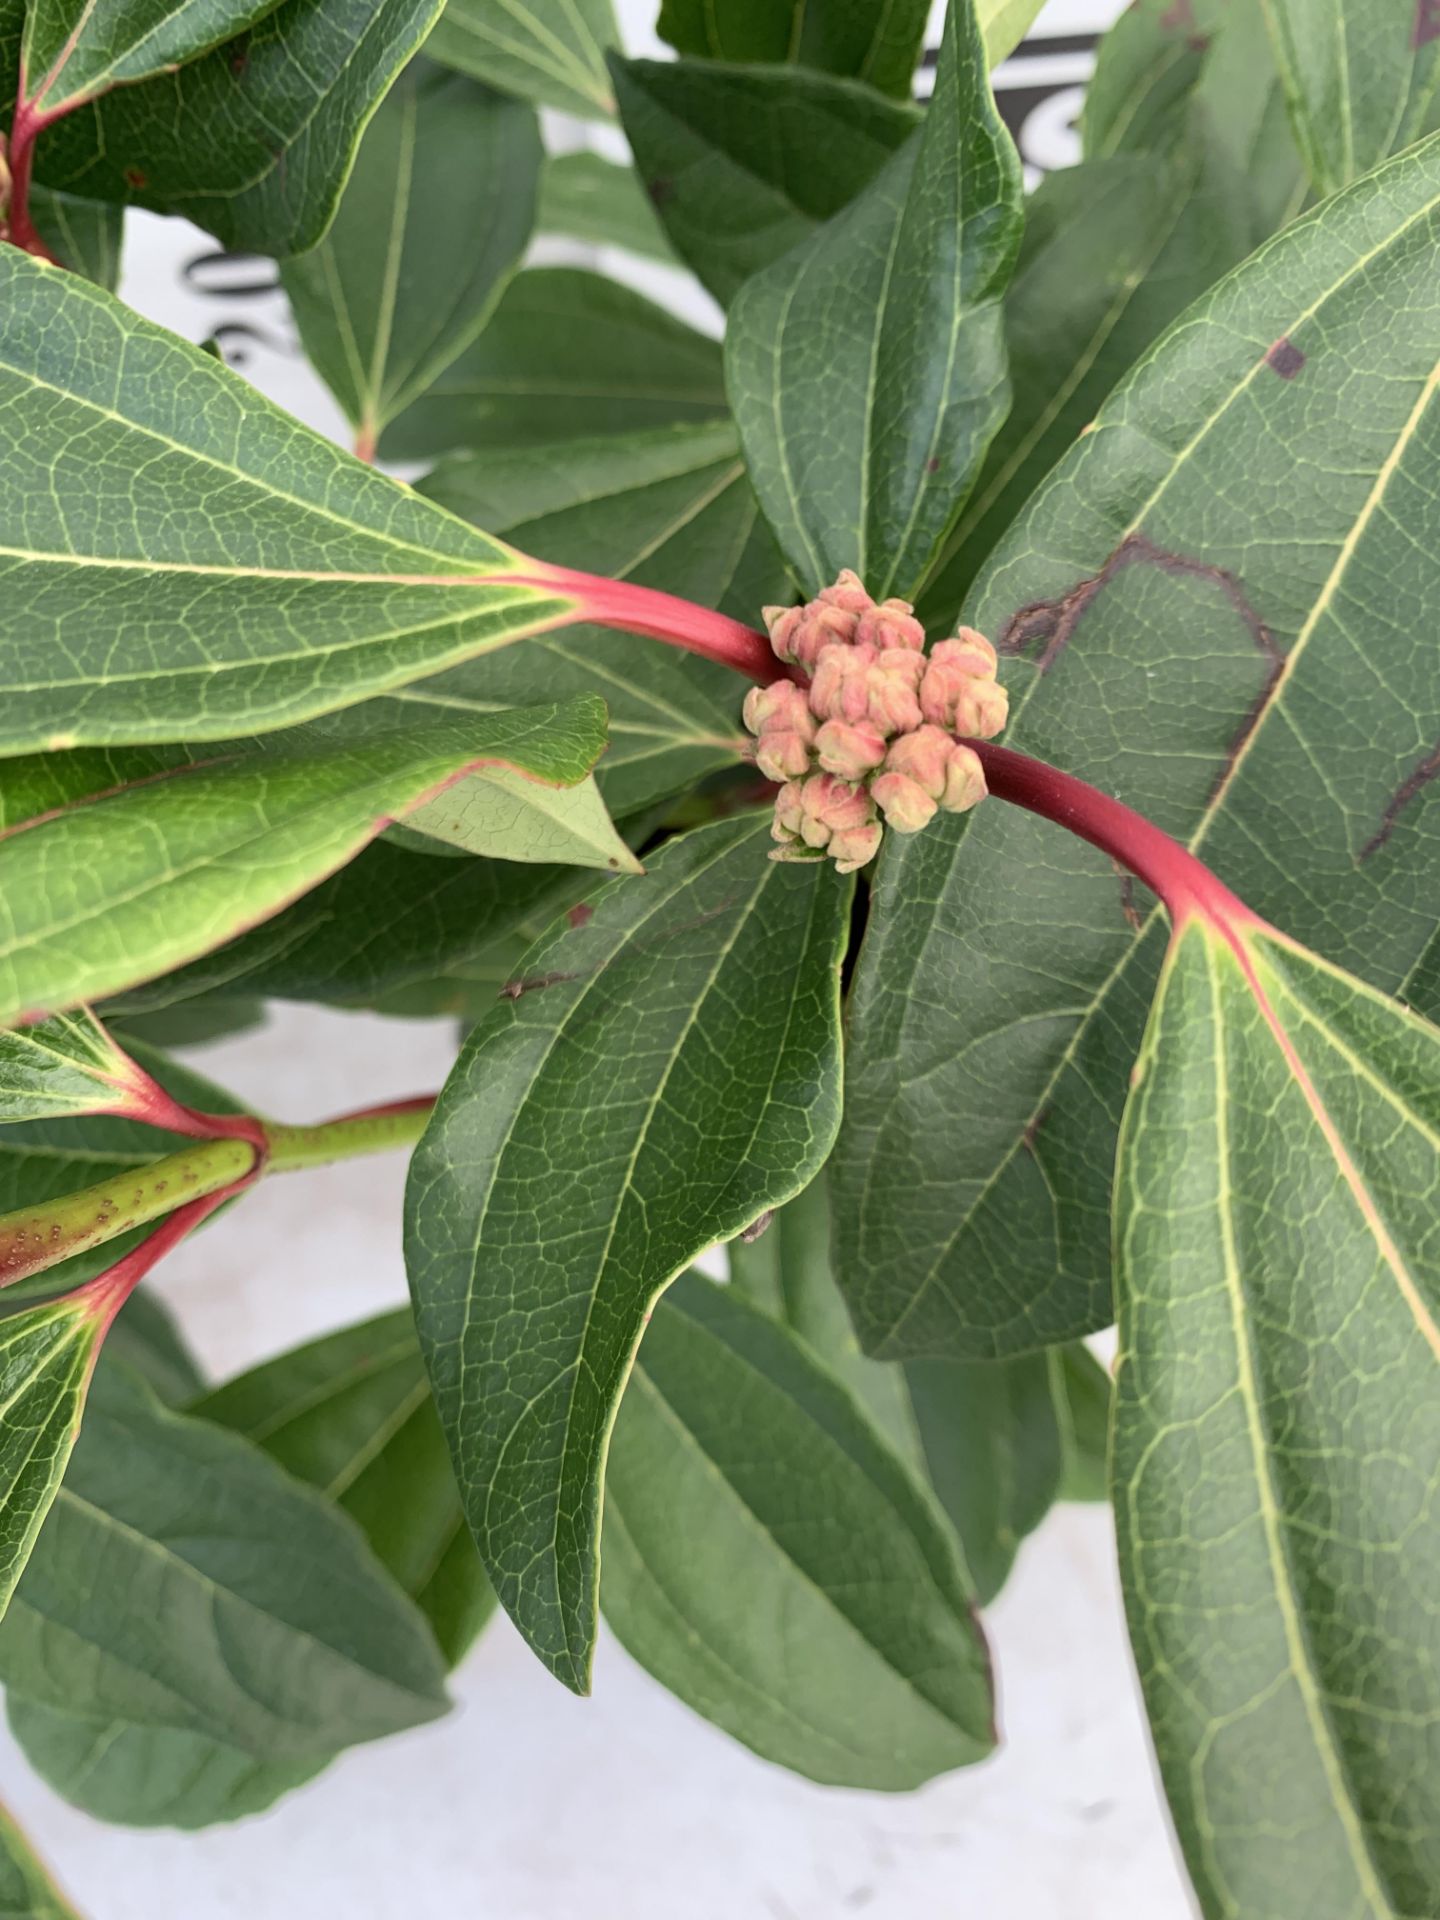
xmin=834 ymin=131 xmax=1440 ymax=1359
xmin=1080 ymin=0 xmax=1225 ymax=161
xmin=281 ymin=63 xmax=540 ymax=458
xmin=425 ymin=0 xmax=617 ymax=118
xmin=0 ymin=1800 xmax=78 ymax=1919
xmin=601 ymin=1273 xmax=994 ymax=1789
xmin=27 ymin=0 xmax=440 ymax=254
xmin=536 ymin=150 xmax=672 ymax=262
xmin=612 ymin=56 xmax=917 ymax=307
xmin=726 ymin=0 xmax=1023 ymax=598
xmin=976 ymin=0 xmax=1046 ymax=65
xmin=398 ymin=768 xmax=642 ymax=872
xmin=0 ymin=252 xmax=585 ymax=753
xmin=27 ymin=189 xmax=123 ymax=289
xmin=378 ymin=266 xmax=727 ymax=461
xmin=0 ymin=1294 xmax=105 ymax=1623
xmin=20 ymin=0 xmax=280 ymax=111
xmin=0 ymin=1365 xmax=450 ymax=1772
xmin=104 ymin=1288 xmax=206 ymax=1405
xmin=198 ymin=1309 xmax=493 ymax=1669
xmin=0 ymin=1010 xmax=143 ymax=1124
xmin=405 ymin=815 xmax=851 ymax=1689
xmin=1264 ymin=0 xmax=1440 ymax=198
xmin=656 ymin=0 xmax=929 ymax=99
xmin=1194 ymin=0 xmax=1308 ymax=241
xmin=1114 ymin=917 xmax=1440 ymax=1918
xmin=731 ymin=1174 xmax=1073 ymax=1603
xmin=1052 ymin=1342 xmax=1109 ymax=1503
xmin=917 ymin=136 xmax=1251 ymax=625
xmin=0 ymin=703 xmax=606 ymax=1026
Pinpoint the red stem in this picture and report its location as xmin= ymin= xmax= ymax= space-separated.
xmin=2 ymin=92 xmax=67 ymax=264
xmin=495 ymin=563 xmax=798 ymax=685
xmin=966 ymin=741 xmax=1260 ymax=933
xmin=75 ymin=1178 xmax=250 ymax=1337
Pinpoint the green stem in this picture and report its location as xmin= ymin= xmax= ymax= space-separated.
xmin=0 ymin=1096 xmax=438 ymax=1292
xmin=0 ymin=1135 xmax=257 ymax=1289
xmin=263 ymin=1095 xmax=436 ymax=1174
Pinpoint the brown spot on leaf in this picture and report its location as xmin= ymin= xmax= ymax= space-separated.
xmin=1119 ymin=871 xmax=1145 ymax=932
xmin=739 ymin=1210 xmax=773 ymax=1245
xmin=1360 ymin=739 xmax=1440 ymax=860
xmin=647 ymin=177 xmax=675 ymax=209
xmin=1159 ymin=0 xmax=1195 ymax=29
xmin=123 ymin=167 xmax=148 ymax=189
xmin=1022 ymin=1106 xmax=1052 ymax=1154
xmin=927 ymin=457 xmax=941 ymax=474
xmin=1265 ymin=337 xmax=1306 ymax=379
xmin=1414 ymin=0 xmax=1440 ymax=46
xmin=567 ymin=902 xmax=594 ymax=930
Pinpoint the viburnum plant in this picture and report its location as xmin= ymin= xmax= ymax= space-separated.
xmin=0 ymin=0 xmax=1436 ymax=1911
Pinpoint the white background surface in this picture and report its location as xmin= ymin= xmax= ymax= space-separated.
xmin=3 ymin=0 xmax=1201 ymax=1912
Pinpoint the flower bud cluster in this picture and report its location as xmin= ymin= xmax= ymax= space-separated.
xmin=744 ymin=570 xmax=1007 ymax=873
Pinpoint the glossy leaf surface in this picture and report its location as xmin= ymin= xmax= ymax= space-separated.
xmin=426 ymin=0 xmax=616 ymax=118
xmin=655 ymin=0 xmax=929 ymax=99
xmin=406 ymin=816 xmax=851 ymax=1688
xmin=1115 ymin=917 xmax=1440 ymax=1919
xmin=727 ymin=0 xmax=1023 ymax=597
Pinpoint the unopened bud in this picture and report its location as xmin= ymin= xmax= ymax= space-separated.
xmin=743 ymin=681 xmax=816 ymax=781
xmin=769 ymin=772 xmax=881 ymax=872
xmin=828 ymin=817 xmax=884 ymax=873
xmin=938 ymin=741 xmax=986 ymax=814
xmin=809 ymin=643 xmax=877 ymax=724
xmin=870 ymin=771 xmax=936 ymax=834
xmin=855 ymin=596 xmax=926 ymax=653
xmin=815 ymin=718 xmax=887 ymax=780
xmin=764 ymin=568 xmax=877 ymax=670
xmin=865 ymin=648 xmax=926 ymax=735
xmin=919 ymin=631 xmax=1007 ymax=739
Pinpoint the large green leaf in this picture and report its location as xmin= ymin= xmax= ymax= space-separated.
xmin=27 ymin=189 xmax=123 ymax=289
xmin=396 ymin=769 xmax=640 ymax=873
xmin=656 ymin=0 xmax=929 ymax=99
xmin=103 ymin=1288 xmax=206 ymax=1405
xmin=0 ymin=1801 xmax=77 ymax=1919
xmin=0 ymin=703 xmax=605 ymax=1027
xmin=405 ymin=815 xmax=851 ymax=1689
xmin=1114 ymin=916 xmax=1440 ymax=1918
xmin=25 ymin=0 xmax=439 ymax=253
xmin=917 ymin=135 xmax=1251 ymax=626
xmin=0 ymin=255 xmax=595 ymax=752
xmin=198 ymin=1310 xmax=492 ymax=1669
xmin=834 ymin=131 xmax=1440 ymax=1359
xmin=601 ymin=1273 xmax=994 ymax=1789
xmin=612 ymin=56 xmax=917 ymax=307
xmin=726 ymin=0 xmax=1023 ymax=598
xmin=379 ymin=267 xmax=727 ymax=460
xmin=1264 ymin=0 xmax=1440 ymax=199
xmin=536 ymin=150 xmax=671 ymax=261
xmin=20 ymin=0 xmax=279 ymax=111
xmin=282 ymin=64 xmax=540 ymax=459
xmin=0 ymin=1366 xmax=449 ymax=1777
xmin=0 ymin=1295 xmax=105 ymax=1623
xmin=1080 ymin=0 xmax=1225 ymax=162
xmin=731 ymin=1174 xmax=1077 ymax=1602
xmin=425 ymin=0 xmax=616 ymax=118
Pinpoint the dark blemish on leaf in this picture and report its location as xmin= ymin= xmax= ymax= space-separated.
xmin=1265 ymin=337 xmax=1306 ymax=378
xmin=739 ymin=1210 xmax=773 ymax=1245
xmin=1021 ymin=1105 xmax=1051 ymax=1154
xmin=230 ymin=48 xmax=249 ymax=74
xmin=124 ymin=167 xmax=148 ymax=190
xmin=927 ymin=457 xmax=941 ymax=474
xmin=1414 ymin=0 xmax=1440 ymax=46
xmin=499 ymin=969 xmax=582 ymax=1000
xmin=567 ymin=903 xmax=594 ymax=930
xmin=647 ymin=177 xmax=676 ymax=209
xmin=1359 ymin=739 xmax=1440 ymax=859
xmin=1159 ymin=0 xmax=1194 ymax=29
xmin=1119 ymin=872 xmax=1144 ymax=932
xmin=1001 ymin=531 xmax=1280 ymax=682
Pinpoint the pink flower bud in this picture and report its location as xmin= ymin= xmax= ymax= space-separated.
xmin=772 ymin=780 xmax=808 ymax=842
xmin=828 ymin=818 xmax=884 ymax=873
xmin=814 ymin=718 xmax=887 ymax=781
xmin=919 ymin=631 xmax=1007 ymax=738
xmin=855 ymin=596 xmax=926 ymax=652
xmin=817 ymin=569 xmax=874 ymax=616
xmin=865 ymin=648 xmax=926 ymax=735
xmin=809 ymin=642 xmax=877 ymax=723
xmin=743 ymin=681 xmax=816 ymax=783
xmin=884 ymin=724 xmax=955 ymax=799
xmin=871 ymin=771 xmax=937 ymax=834
xmin=938 ymin=742 xmax=986 ymax=814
